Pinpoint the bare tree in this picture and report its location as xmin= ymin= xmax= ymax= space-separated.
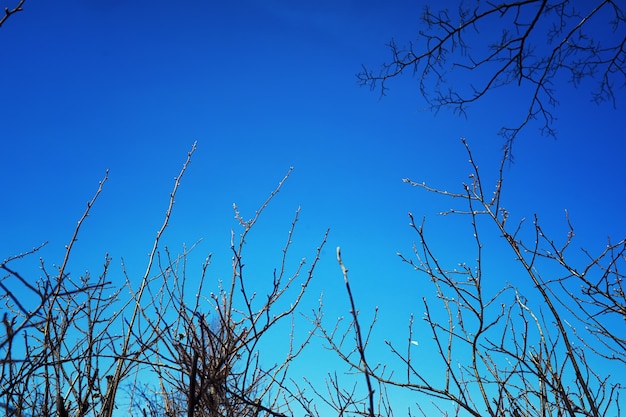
xmin=6 ymin=2 xmax=624 ymax=417
xmin=1 ymin=139 xmax=335 ymax=417
xmin=128 ymin=168 xmax=330 ymax=417
xmin=0 ymin=171 xmax=123 ymax=417
xmin=358 ymin=1 xmax=626 ymax=147
xmin=2 ymin=140 xmax=622 ymax=416
xmin=316 ymin=139 xmax=624 ymax=416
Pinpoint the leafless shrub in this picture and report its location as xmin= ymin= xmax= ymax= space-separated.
xmin=1 ymin=143 xmax=329 ymax=417
xmin=317 ymin=139 xmax=624 ymax=416
xmin=0 ymin=170 xmax=117 ymax=417
xmin=129 ymin=168 xmax=330 ymax=417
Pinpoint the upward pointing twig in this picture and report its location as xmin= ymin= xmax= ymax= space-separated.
xmin=100 ymin=142 xmax=197 ymax=417
xmin=336 ymin=247 xmax=376 ymax=417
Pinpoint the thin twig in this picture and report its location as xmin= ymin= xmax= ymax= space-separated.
xmin=336 ymin=246 xmax=376 ymax=417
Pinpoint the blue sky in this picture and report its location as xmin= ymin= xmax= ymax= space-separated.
xmin=1 ymin=1 xmax=625 ymax=415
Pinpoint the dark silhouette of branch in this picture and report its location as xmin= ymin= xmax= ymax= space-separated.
xmin=0 ymin=0 xmax=25 ymax=29
xmin=359 ymin=1 xmax=626 ymax=148
xmin=336 ymin=247 xmax=376 ymax=417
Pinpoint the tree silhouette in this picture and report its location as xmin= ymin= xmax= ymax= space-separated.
xmin=358 ymin=0 xmax=626 ymax=147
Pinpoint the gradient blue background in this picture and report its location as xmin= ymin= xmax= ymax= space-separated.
xmin=1 ymin=1 xmax=624 ymax=414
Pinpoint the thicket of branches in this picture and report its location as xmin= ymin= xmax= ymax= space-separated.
xmin=305 ymin=140 xmax=624 ymax=416
xmin=2 ymin=1 xmax=625 ymax=416
xmin=0 ymin=145 xmax=330 ymax=417
xmin=2 ymin=139 xmax=623 ymax=416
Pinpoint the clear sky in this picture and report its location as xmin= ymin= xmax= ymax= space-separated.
xmin=1 ymin=1 xmax=625 ymax=415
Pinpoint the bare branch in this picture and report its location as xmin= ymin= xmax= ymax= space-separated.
xmin=0 ymin=0 xmax=25 ymax=29
xmin=359 ymin=1 xmax=626 ymax=148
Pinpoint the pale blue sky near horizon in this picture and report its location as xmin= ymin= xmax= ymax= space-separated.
xmin=1 ymin=1 xmax=625 ymax=414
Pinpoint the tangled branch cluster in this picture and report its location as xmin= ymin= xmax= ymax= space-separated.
xmin=359 ymin=1 xmax=626 ymax=146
